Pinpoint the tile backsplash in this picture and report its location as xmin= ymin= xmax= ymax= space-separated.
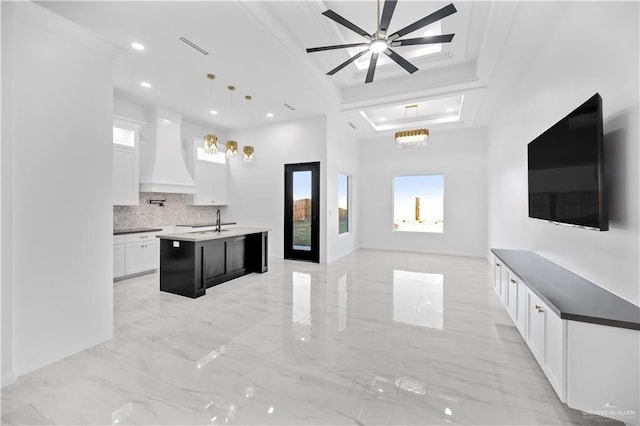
xmin=113 ymin=193 xmax=224 ymax=229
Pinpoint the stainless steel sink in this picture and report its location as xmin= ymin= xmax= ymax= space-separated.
xmin=189 ymin=230 xmax=228 ymax=235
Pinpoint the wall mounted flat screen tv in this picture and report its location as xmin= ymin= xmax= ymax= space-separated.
xmin=528 ymin=93 xmax=608 ymax=231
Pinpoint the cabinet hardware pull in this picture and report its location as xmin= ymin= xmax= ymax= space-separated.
xmin=496 ymin=263 xmax=500 ymax=267
xmin=510 ymin=279 xmax=517 ymax=284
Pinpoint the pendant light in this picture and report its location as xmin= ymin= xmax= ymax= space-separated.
xmin=225 ymin=85 xmax=238 ymax=158
xmin=243 ymin=95 xmax=255 ymax=163
xmin=204 ymin=73 xmax=218 ymax=154
xmin=395 ymin=104 xmax=429 ymax=146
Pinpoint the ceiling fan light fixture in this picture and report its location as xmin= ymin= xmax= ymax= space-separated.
xmin=369 ymin=39 xmax=387 ymax=54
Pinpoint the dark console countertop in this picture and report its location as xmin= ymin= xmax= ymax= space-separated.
xmin=175 ymin=222 xmax=237 ymax=228
xmin=114 ymin=227 xmax=163 ymax=235
xmin=492 ymin=249 xmax=640 ymax=331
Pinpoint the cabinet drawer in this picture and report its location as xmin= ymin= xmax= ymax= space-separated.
xmin=124 ymin=232 xmax=157 ymax=243
xmin=113 ymin=235 xmax=125 ymax=245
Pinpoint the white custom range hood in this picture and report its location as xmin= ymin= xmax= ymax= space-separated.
xmin=139 ymin=106 xmax=196 ymax=194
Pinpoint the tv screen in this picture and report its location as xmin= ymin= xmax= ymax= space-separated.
xmin=528 ymin=93 xmax=608 ymax=231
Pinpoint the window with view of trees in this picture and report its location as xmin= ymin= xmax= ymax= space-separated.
xmin=393 ymin=175 xmax=444 ymax=233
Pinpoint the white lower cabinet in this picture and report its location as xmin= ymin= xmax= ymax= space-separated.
xmin=505 ymin=270 xmax=519 ymax=322
xmin=113 ymin=236 xmax=125 ymax=278
xmin=544 ymin=304 xmax=566 ymax=401
xmin=492 ymin=253 xmax=638 ymax=425
xmin=493 ymin=260 xmax=503 ymax=301
xmin=114 ymin=232 xmax=160 ymax=279
xmin=496 ymin=256 xmax=566 ymax=402
xmin=525 ymin=288 xmax=545 ymax=363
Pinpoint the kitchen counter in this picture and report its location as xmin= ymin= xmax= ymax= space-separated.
xmin=175 ymin=222 xmax=237 ymax=228
xmin=114 ymin=227 xmax=163 ymax=235
xmin=158 ymin=226 xmax=270 ymax=242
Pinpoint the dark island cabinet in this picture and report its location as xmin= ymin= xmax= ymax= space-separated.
xmin=159 ymin=231 xmax=268 ymax=298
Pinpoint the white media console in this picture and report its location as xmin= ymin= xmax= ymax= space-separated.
xmin=492 ymin=249 xmax=639 ymax=425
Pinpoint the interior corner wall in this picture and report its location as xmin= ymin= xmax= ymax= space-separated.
xmin=360 ymin=127 xmax=488 ymax=258
xmin=225 ymin=116 xmax=327 ymax=263
xmin=0 ymin=0 xmax=14 ymax=386
xmin=326 ymin=114 xmax=360 ymax=263
xmin=5 ymin=2 xmax=116 ymax=375
xmin=486 ymin=1 xmax=640 ymax=304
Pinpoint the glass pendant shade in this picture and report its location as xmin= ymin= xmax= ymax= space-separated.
xmin=394 ymin=128 xmax=429 ymax=146
xmin=243 ymin=146 xmax=255 ymax=163
xmin=204 ymin=133 xmax=218 ymax=154
xmin=225 ymin=140 xmax=238 ymax=158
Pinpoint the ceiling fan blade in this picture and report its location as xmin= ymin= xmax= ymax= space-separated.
xmin=327 ymin=49 xmax=369 ymax=75
xmin=378 ymin=0 xmax=398 ymax=35
xmin=384 ymin=48 xmax=418 ymax=74
xmin=322 ymin=9 xmax=372 ymax=39
xmin=306 ymin=42 xmax=369 ymax=53
xmin=388 ymin=3 xmax=457 ymax=41
xmin=365 ymin=52 xmax=379 ymax=84
xmin=391 ymin=34 xmax=455 ymax=47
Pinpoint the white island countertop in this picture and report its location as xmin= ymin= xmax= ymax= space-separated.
xmin=157 ymin=226 xmax=270 ymax=242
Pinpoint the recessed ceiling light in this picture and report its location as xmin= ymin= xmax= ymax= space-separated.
xmin=141 ymin=81 xmax=151 ymax=88
xmin=380 ymin=117 xmax=386 ymax=121
xmin=131 ymin=42 xmax=145 ymax=51
xmin=210 ymin=110 xmax=218 ymax=115
xmin=446 ymin=107 xmax=455 ymax=112
xmin=266 ymin=113 xmax=274 ymax=118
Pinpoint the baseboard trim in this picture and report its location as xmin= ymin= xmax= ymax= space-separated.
xmin=358 ymin=246 xmax=487 ymax=259
xmin=2 ymin=372 xmax=16 ymax=388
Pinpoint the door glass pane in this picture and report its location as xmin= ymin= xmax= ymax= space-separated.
xmin=338 ymin=174 xmax=349 ymax=234
xmin=292 ymin=171 xmax=312 ymax=251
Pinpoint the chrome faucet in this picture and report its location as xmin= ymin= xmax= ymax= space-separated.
xmin=216 ymin=209 xmax=221 ymax=232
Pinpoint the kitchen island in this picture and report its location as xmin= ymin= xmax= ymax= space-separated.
xmin=158 ymin=227 xmax=269 ymax=298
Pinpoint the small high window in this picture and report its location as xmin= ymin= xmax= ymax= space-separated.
xmin=113 ymin=127 xmax=135 ymax=147
xmin=196 ymin=147 xmax=226 ymax=164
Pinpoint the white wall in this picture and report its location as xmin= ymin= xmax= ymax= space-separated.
xmin=326 ymin=114 xmax=360 ymax=263
xmin=2 ymin=2 xmax=118 ymax=376
xmin=360 ymin=127 xmax=488 ymax=257
xmin=0 ymin=0 xmax=12 ymax=386
xmin=226 ymin=116 xmax=327 ymax=262
xmin=486 ymin=1 xmax=639 ymax=304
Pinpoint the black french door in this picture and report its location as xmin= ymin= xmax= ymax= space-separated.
xmin=284 ymin=162 xmax=320 ymax=263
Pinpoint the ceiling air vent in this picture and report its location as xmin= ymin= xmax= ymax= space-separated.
xmin=283 ymin=103 xmax=296 ymax=111
xmin=178 ymin=36 xmax=209 ymax=56
xmin=348 ymin=122 xmax=357 ymax=130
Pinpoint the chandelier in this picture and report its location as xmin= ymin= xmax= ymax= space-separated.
xmin=395 ymin=104 xmax=429 ymax=146
xmin=243 ymin=95 xmax=255 ymax=163
xmin=225 ymin=140 xmax=238 ymax=158
xmin=204 ymin=73 xmax=218 ymax=154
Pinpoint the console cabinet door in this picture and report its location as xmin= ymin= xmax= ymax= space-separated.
xmin=516 ymin=279 xmax=527 ymax=338
xmin=493 ymin=258 xmax=503 ymax=300
xmin=544 ymin=305 xmax=566 ymax=401
xmin=526 ymin=288 xmax=545 ymax=364
xmin=506 ymin=271 xmax=518 ymax=321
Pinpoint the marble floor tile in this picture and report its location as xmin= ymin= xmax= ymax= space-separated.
xmin=1 ymin=249 xmax=622 ymax=425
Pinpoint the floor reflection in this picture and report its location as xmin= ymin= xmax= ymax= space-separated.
xmin=393 ymin=269 xmax=444 ymax=329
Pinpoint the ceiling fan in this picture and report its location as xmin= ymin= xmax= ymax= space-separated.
xmin=306 ymin=1 xmax=457 ymax=84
